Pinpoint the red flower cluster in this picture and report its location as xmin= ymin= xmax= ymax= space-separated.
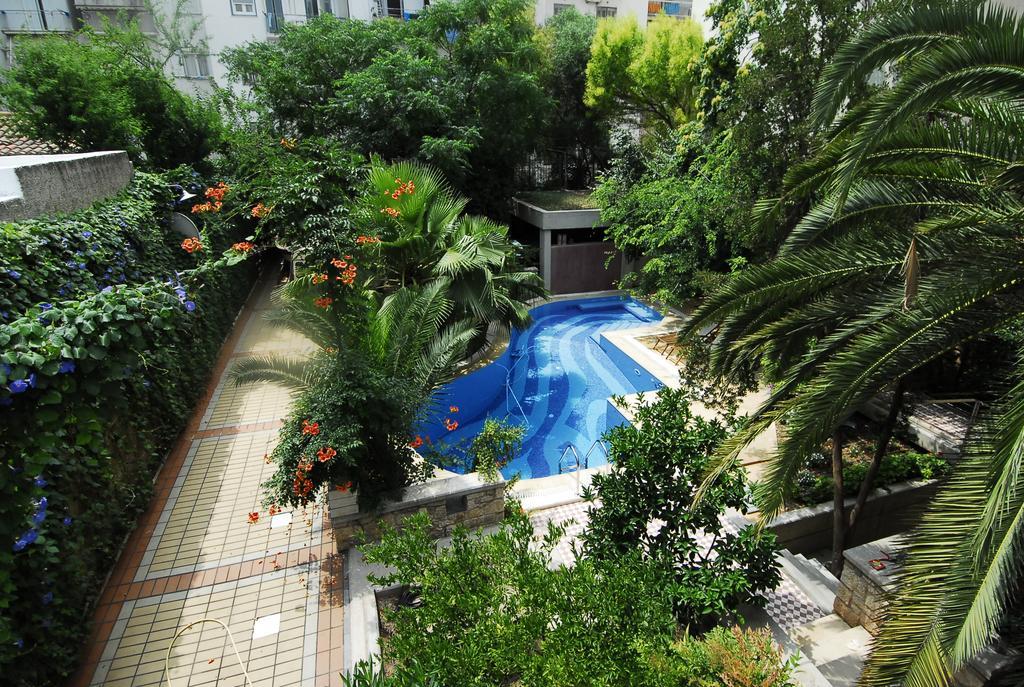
xmin=356 ymin=235 xmax=381 ymax=245
xmin=408 ymin=435 xmax=424 ymax=449
xmin=311 ymin=273 xmax=328 ymax=285
xmin=314 ymin=296 xmax=333 ymax=309
xmin=380 ymin=207 xmax=401 ymax=219
xmin=293 ymin=460 xmax=314 ymax=499
xmin=301 ymin=419 xmax=320 ymax=436
xmin=247 ymin=511 xmax=260 ymax=524
xmin=317 ymin=446 xmax=337 ymax=463
xmin=449 ymin=405 xmax=459 ymax=413
xmin=280 ymin=137 xmax=296 ymax=150
xmin=331 ymin=256 xmax=357 ymax=286
xmin=181 ymin=237 xmax=203 ymax=253
xmin=251 ymin=203 xmax=271 ymax=219
xmin=269 ymin=505 xmax=281 ymax=516
xmin=444 ymin=418 xmax=459 ymax=431
xmin=335 ymin=482 xmax=353 ymax=493
xmin=193 ymin=182 xmax=229 ymax=213
xmin=389 ymin=177 xmax=416 ymax=199
xmin=232 ymin=241 xmax=255 ymax=253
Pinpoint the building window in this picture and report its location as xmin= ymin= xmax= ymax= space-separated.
xmin=304 ymin=0 xmax=318 ymax=18
xmin=178 ymin=53 xmax=211 ymax=79
xmin=231 ymin=0 xmax=257 ymax=14
xmin=596 ymin=5 xmax=615 ymax=17
xmin=318 ymin=0 xmax=333 ymax=14
xmin=552 ymin=2 xmax=571 ymax=14
xmin=265 ymin=0 xmax=284 ymax=32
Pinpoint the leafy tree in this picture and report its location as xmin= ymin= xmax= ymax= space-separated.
xmin=0 ymin=30 xmax=222 ymax=169
xmin=580 ymin=384 xmax=780 ymax=631
xmin=595 ymin=122 xmax=758 ymax=303
xmin=680 ymin=2 xmax=1024 ymax=683
xmin=585 ymin=14 xmax=703 ymax=132
xmin=223 ymin=0 xmax=549 ymax=215
xmin=538 ymin=8 xmax=611 ymax=186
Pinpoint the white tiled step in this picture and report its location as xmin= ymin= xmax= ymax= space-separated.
xmin=778 ymin=550 xmax=839 ymax=614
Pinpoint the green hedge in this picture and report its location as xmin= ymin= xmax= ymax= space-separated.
xmin=0 ymin=172 xmax=259 ymax=686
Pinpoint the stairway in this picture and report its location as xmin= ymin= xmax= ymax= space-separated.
xmin=777 ymin=550 xmax=841 ymax=615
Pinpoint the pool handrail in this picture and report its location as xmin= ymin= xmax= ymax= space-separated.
xmin=558 ymin=443 xmax=583 ymax=473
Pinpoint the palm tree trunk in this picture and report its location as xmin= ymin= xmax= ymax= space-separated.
xmin=847 ymin=381 xmax=905 ymax=539
xmin=830 ymin=427 xmax=846 ymax=577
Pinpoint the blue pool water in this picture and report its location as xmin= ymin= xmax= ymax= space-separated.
xmin=420 ymin=296 xmax=664 ymax=479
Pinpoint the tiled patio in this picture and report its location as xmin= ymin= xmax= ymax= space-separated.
xmin=71 ymin=268 xmax=344 ymax=687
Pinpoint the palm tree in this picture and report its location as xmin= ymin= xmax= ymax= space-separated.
xmin=363 ymin=160 xmax=547 ymax=338
xmin=681 ymin=2 xmax=1024 ymax=683
xmin=231 ymin=276 xmax=478 ymax=397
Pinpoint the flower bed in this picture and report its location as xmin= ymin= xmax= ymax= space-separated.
xmin=0 ymin=171 xmax=259 ymax=686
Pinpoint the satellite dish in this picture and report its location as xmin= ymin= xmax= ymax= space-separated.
xmin=170 ymin=212 xmax=200 ymax=239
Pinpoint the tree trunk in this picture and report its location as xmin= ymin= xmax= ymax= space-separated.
xmin=829 ymin=428 xmax=846 ymax=578
xmin=848 ymin=381 xmax=905 ymax=538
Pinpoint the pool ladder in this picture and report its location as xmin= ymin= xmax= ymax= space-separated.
xmin=558 ymin=440 xmax=609 ymax=474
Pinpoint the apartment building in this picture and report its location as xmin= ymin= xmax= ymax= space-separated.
xmin=0 ymin=0 xmax=707 ymax=95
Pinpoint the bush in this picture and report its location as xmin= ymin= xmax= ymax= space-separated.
xmin=0 ymin=172 xmax=257 ymax=686
xmin=580 ymin=385 xmax=781 ymax=631
xmin=260 ymin=350 xmax=433 ymax=510
xmin=0 ymin=33 xmax=222 ymax=169
xmin=792 ymin=450 xmax=952 ymax=507
xmin=355 ymin=509 xmax=795 ymax=686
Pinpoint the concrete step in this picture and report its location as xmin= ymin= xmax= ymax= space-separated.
xmin=790 ymin=614 xmax=872 ymax=666
xmin=794 ymin=553 xmax=841 ymax=595
xmin=778 ymin=550 xmax=838 ymax=615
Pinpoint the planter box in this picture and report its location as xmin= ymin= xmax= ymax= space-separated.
xmin=764 ymin=479 xmax=939 ymax=555
xmin=329 ymin=472 xmax=506 ymax=550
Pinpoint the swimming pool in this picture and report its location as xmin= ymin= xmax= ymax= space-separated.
xmin=420 ymin=296 xmax=664 ymax=479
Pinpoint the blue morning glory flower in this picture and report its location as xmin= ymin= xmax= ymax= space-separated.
xmin=78 ymin=262 xmax=86 ymax=270
xmin=66 ymin=260 xmax=77 ymax=268
xmin=40 ymin=303 xmax=52 ymax=311
xmin=184 ymin=301 xmax=196 ymax=312
xmin=102 ymin=286 xmax=113 ymax=293
xmin=63 ymin=516 xmax=72 ymax=526
xmin=32 ymin=509 xmax=46 ymax=525
xmin=82 ymin=231 xmax=93 ymax=239
xmin=58 ymin=360 xmax=75 ymax=374
xmin=9 ymin=379 xmax=30 ymax=394
xmin=12 ymin=538 xmax=27 ymax=552
xmin=40 ymin=591 xmax=53 ymax=605
xmin=8 ymin=270 xmax=20 ymax=280
xmin=37 ymin=496 xmax=47 ymax=510
xmin=34 ymin=477 xmax=46 ymax=489
xmin=57 ymin=288 xmax=66 ymax=297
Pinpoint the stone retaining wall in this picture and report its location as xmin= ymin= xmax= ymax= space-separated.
xmin=329 ymin=472 xmax=506 ymax=549
xmin=765 ymin=479 xmax=938 ymax=554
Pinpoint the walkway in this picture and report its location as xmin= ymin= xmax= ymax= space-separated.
xmin=71 ymin=267 xmax=344 ymax=687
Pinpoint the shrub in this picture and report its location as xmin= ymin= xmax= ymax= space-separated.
xmin=467 ymin=418 xmax=525 ymax=481
xmin=355 ymin=509 xmax=795 ymax=686
xmin=667 ymin=626 xmax=797 ymax=687
xmin=260 ymin=350 xmax=433 ymax=510
xmin=362 ymin=510 xmax=680 ymax=686
xmin=0 ymin=172 xmax=257 ymax=686
xmin=580 ymin=385 xmax=781 ymax=631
